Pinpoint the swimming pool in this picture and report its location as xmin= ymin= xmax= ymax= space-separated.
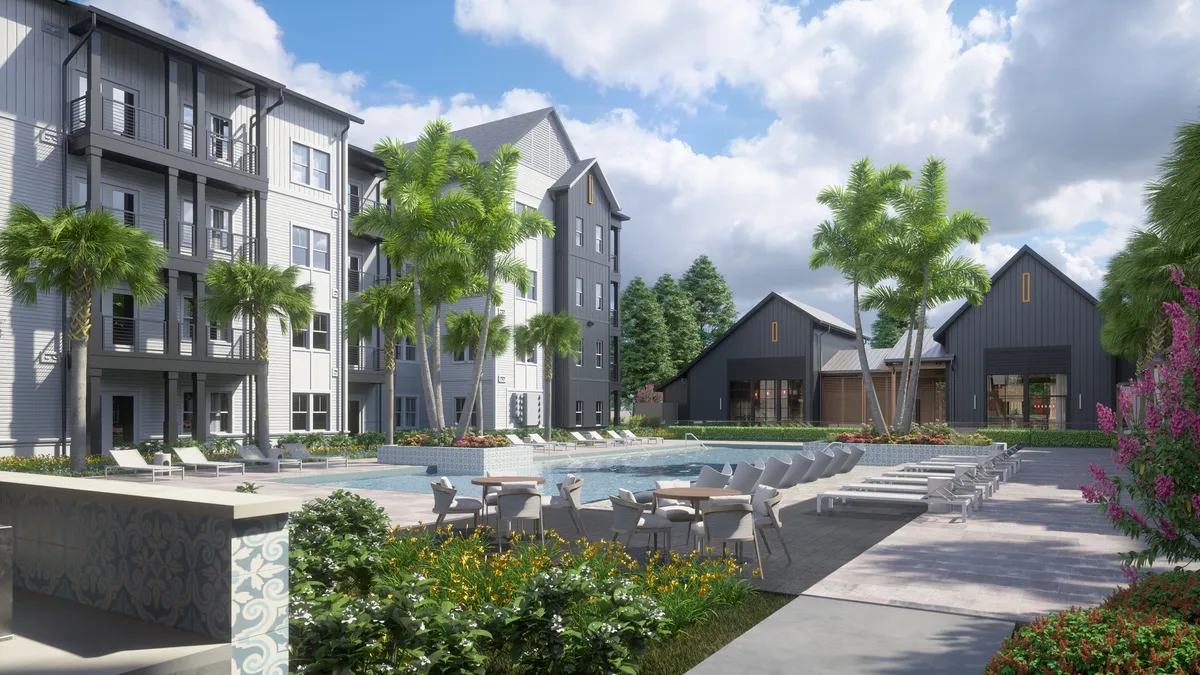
xmin=286 ymin=445 xmax=809 ymax=504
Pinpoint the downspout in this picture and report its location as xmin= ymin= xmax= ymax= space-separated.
xmin=337 ymin=118 xmax=350 ymax=433
xmin=249 ymin=88 xmax=285 ymax=146
xmin=59 ymin=13 xmax=97 ymax=457
xmin=816 ymin=324 xmax=832 ymax=425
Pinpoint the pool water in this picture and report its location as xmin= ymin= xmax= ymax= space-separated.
xmin=299 ymin=445 xmax=809 ymax=504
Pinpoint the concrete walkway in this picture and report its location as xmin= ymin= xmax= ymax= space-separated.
xmin=686 ymin=595 xmax=1013 ymax=675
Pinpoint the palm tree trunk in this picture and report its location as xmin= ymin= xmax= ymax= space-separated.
xmin=457 ymin=262 xmax=495 ymax=439
xmin=544 ymin=359 xmax=553 ymax=441
xmin=853 ymin=282 xmax=888 ymax=434
xmin=900 ymin=264 xmax=931 ymax=434
xmin=253 ymin=320 xmax=270 ymax=453
xmin=432 ymin=304 xmax=444 ymax=429
xmin=893 ymin=314 xmax=916 ymax=427
xmin=411 ymin=270 xmax=439 ymax=433
xmin=68 ymin=282 xmax=91 ymax=471
xmin=383 ymin=333 xmax=396 ymax=445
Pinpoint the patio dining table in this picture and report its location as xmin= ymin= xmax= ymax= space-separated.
xmin=652 ymin=486 xmax=741 ymax=525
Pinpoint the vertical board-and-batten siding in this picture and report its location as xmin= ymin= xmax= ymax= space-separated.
xmin=939 ymin=250 xmax=1115 ymax=429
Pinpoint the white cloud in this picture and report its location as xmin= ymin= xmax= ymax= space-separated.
xmin=355 ymin=90 xmax=553 ymax=146
xmin=963 ymin=242 xmax=1020 ymax=273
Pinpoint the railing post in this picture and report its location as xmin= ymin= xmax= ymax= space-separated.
xmin=166 ymin=167 xmax=180 ymax=256
xmin=87 ymin=368 xmax=103 ymax=456
xmin=255 ymin=85 xmax=269 ymax=178
xmin=193 ymin=373 xmax=208 ymax=445
xmin=255 ymin=191 xmax=268 ymax=262
xmin=86 ymin=31 xmax=102 ymax=134
xmin=195 ymin=177 xmax=208 ymax=260
xmin=195 ymin=275 xmax=209 ymax=358
xmin=166 ymin=56 xmax=180 ymax=152
xmin=165 ymin=270 xmax=180 ymax=357
xmin=194 ymin=67 xmax=206 ymax=161
xmin=164 ymin=371 xmax=179 ymax=445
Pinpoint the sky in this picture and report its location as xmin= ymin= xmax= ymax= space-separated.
xmin=91 ymin=0 xmax=1200 ymax=327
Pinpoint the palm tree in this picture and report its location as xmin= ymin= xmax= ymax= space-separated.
xmin=514 ymin=311 xmax=582 ymax=440
xmin=455 ymin=144 xmax=554 ymax=439
xmin=890 ymin=157 xmax=988 ymax=433
xmin=343 ymin=279 xmax=416 ymax=445
xmin=863 ymin=254 xmax=990 ymax=426
xmin=445 ymin=309 xmax=511 ymax=432
xmin=811 ymin=158 xmax=911 ymax=435
xmin=0 ymin=205 xmax=165 ymax=470
xmin=204 ymin=260 xmax=313 ymax=453
xmin=353 ymin=119 xmax=480 ymax=431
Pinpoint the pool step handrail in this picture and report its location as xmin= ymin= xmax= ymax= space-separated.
xmin=684 ymin=432 xmax=709 ymax=451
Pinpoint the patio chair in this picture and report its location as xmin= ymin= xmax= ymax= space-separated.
xmin=231 ymin=443 xmax=303 ymax=472
xmin=758 ymin=456 xmax=791 ymax=488
xmin=570 ymin=431 xmax=608 ymax=447
xmin=816 ymin=476 xmax=972 ymax=520
xmin=693 ymin=464 xmax=731 ymax=489
xmin=891 ymin=463 xmax=1000 ymax=493
xmin=105 ymin=449 xmax=184 ymax=481
xmin=609 ymin=495 xmax=673 ymax=551
xmin=775 ymin=452 xmax=816 ymax=488
xmin=622 ymin=429 xmax=664 ymax=444
xmin=587 ymin=431 xmax=619 ymax=446
xmin=752 ymin=487 xmax=791 ymax=563
xmin=496 ymin=485 xmax=544 ymax=551
xmin=283 ymin=443 xmax=349 ymax=469
xmin=799 ymin=447 xmax=835 ymax=483
xmin=430 ymin=477 xmax=483 ymax=528
xmin=691 ymin=501 xmax=765 ymax=580
xmin=546 ymin=477 xmax=588 ymax=538
xmin=821 ymin=443 xmax=854 ymax=477
xmin=606 ymin=430 xmax=635 ymax=445
xmin=653 ymin=479 xmax=698 ymax=533
xmin=506 ymin=434 xmax=555 ymax=450
xmin=840 ymin=481 xmax=982 ymax=511
xmin=173 ymin=446 xmax=245 ymax=476
xmin=864 ymin=465 xmax=991 ymax=500
xmin=837 ymin=444 xmax=866 ymax=473
xmin=726 ymin=461 xmax=764 ymax=494
xmin=529 ymin=433 xmax=570 ymax=450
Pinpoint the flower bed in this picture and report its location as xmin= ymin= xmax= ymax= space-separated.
xmin=394 ymin=429 xmax=511 ymax=448
xmin=289 ymin=491 xmax=758 ymax=674
xmin=377 ymin=443 xmax=532 ymax=474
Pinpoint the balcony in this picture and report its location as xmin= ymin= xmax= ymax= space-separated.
xmin=348 ymin=346 xmax=389 ymax=383
xmin=100 ymin=316 xmax=254 ymax=360
xmin=348 ymin=194 xmax=381 ymax=217
xmin=348 ymin=270 xmax=387 ymax=294
xmin=198 ymin=227 xmax=257 ymax=263
xmin=204 ymin=130 xmax=257 ymax=175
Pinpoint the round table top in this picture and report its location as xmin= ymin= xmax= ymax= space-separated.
xmin=653 ymin=486 xmax=740 ymax=500
xmin=471 ymin=476 xmax=547 ymax=486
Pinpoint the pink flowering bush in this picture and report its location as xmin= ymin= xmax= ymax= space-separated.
xmin=634 ymin=384 xmax=663 ymax=404
xmin=1082 ymin=267 xmax=1200 ymax=573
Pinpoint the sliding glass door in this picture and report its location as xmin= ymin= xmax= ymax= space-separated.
xmin=729 ymin=379 xmax=804 ymax=423
xmin=987 ymin=372 xmax=1068 ymax=429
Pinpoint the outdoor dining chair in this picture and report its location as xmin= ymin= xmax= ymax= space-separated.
xmin=691 ymin=501 xmax=765 ymax=580
xmin=546 ymin=477 xmax=588 ymax=538
xmin=496 ymin=485 xmax=544 ymax=551
xmin=430 ymin=477 xmax=483 ymax=528
xmin=609 ymin=494 xmax=673 ymax=551
xmin=752 ymin=487 xmax=791 ymax=563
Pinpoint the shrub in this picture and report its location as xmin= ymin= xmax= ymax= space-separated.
xmin=290 ymin=490 xmax=391 ymax=595
xmin=1102 ymin=570 xmax=1200 ymax=625
xmin=984 ymin=607 xmax=1200 ymax=674
xmin=663 ymin=425 xmax=859 ymax=442
xmin=394 ymin=429 xmax=510 ymax=448
xmin=0 ymin=453 xmax=112 ymax=476
xmin=634 ymin=384 xmax=663 ymax=404
xmin=829 ymin=431 xmax=992 ymax=446
xmin=979 ymin=428 xmax=1111 ymax=448
xmin=354 ymin=430 xmax=386 ymax=448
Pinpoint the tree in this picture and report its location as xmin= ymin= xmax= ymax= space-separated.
xmin=1099 ymin=120 xmax=1200 ymax=364
xmin=680 ymin=255 xmax=736 ymax=345
xmin=869 ymin=312 xmax=908 ymax=349
xmin=352 ymin=120 xmax=480 ymax=431
xmin=889 ymin=157 xmax=989 ymax=434
xmin=0 ymin=205 xmax=165 ymax=470
xmin=653 ymin=273 xmax=702 ymax=371
xmin=454 ymin=143 xmax=554 ymax=439
xmin=810 ymin=158 xmax=911 ymax=435
xmin=343 ymin=280 xmax=416 ymax=445
xmin=445 ymin=309 xmax=511 ymax=432
xmin=513 ymin=311 xmax=581 ymax=439
xmin=204 ymin=260 xmax=313 ymax=454
xmin=619 ymin=277 xmax=673 ymax=402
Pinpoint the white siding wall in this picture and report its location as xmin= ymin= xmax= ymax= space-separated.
xmin=97 ymin=371 xmax=251 ymax=450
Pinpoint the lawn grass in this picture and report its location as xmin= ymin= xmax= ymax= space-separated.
xmin=638 ymin=591 xmax=796 ymax=675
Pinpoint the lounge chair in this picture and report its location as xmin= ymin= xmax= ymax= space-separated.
xmin=726 ymin=461 xmax=764 ymax=494
xmin=606 ymin=430 xmax=635 ymax=445
xmin=799 ymin=448 xmax=835 ymax=483
xmin=231 ymin=443 xmax=302 ymax=472
xmin=892 ymin=463 xmax=1000 ymax=493
xmin=758 ymin=456 xmax=791 ymax=488
xmin=173 ymin=446 xmax=245 ymax=476
xmin=864 ymin=465 xmax=991 ymax=499
xmin=817 ymin=476 xmax=972 ymax=520
xmin=570 ymin=431 xmax=608 ymax=447
xmin=283 ymin=443 xmax=349 ymax=469
xmin=691 ymin=501 xmax=764 ymax=580
xmin=430 ymin=477 xmax=483 ymax=528
xmin=693 ymin=464 xmax=731 ymax=489
xmin=529 ymin=433 xmax=569 ymax=450
xmin=821 ymin=443 xmax=853 ymax=477
xmin=546 ymin=477 xmax=588 ymax=537
xmin=775 ymin=452 xmax=816 ymax=488
xmin=506 ymin=434 xmax=554 ymax=450
xmin=105 ymin=449 xmax=185 ymax=481
xmin=610 ymin=494 xmax=673 ymax=551
xmin=837 ymin=444 xmax=866 ymax=473
xmin=587 ymin=431 xmax=620 ymax=446
xmin=621 ymin=429 xmax=663 ymax=445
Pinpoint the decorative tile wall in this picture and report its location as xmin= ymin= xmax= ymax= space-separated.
xmin=0 ymin=485 xmax=290 ymax=674
xmin=0 ymin=524 xmax=11 ymax=642
xmin=378 ymin=445 xmax=535 ymax=475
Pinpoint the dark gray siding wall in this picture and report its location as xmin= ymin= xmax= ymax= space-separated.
xmin=939 ymin=253 xmax=1115 ymax=429
xmin=684 ymin=296 xmax=818 ymax=422
xmin=663 ymin=379 xmax=689 ymax=420
xmin=814 ymin=330 xmax=856 ymax=423
xmin=552 ymin=167 xmax=617 ymax=427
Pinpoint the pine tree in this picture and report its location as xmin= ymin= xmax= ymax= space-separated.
xmin=869 ymin=312 xmax=907 ymax=349
xmin=620 ymin=277 xmax=673 ymax=402
xmin=680 ymin=254 xmax=736 ymax=345
xmin=653 ymin=273 xmax=703 ymax=372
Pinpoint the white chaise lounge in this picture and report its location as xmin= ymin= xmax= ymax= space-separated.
xmin=570 ymin=431 xmax=609 ymax=447
xmin=816 ymin=476 xmax=972 ymax=520
xmin=173 ymin=446 xmax=245 ymax=476
xmin=232 ymin=443 xmax=302 ymax=472
xmin=775 ymin=452 xmax=816 ymax=488
xmin=105 ymin=449 xmax=184 ymax=481
xmin=622 ymin=429 xmax=664 ymax=444
xmin=284 ymin=443 xmax=349 ymax=469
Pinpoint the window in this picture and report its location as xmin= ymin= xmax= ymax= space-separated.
xmin=396 ymin=338 xmax=416 ymax=362
xmin=587 ymin=174 xmax=594 ymax=204
xmin=595 ymin=282 xmax=603 ymax=311
xmin=312 ymin=313 xmax=330 ymax=350
xmin=576 ymin=336 xmax=584 ymax=367
xmin=575 ymin=400 xmax=584 ymax=426
xmin=523 ymin=270 xmax=538 ymax=301
xmin=595 ymin=341 xmax=603 ymax=368
xmin=520 ymin=343 xmax=538 ymax=364
xmin=1021 ymin=272 xmax=1031 ymax=303
xmin=291 ymin=142 xmax=331 ymax=190
xmin=780 ymin=379 xmax=804 ymax=422
xmin=771 ymin=321 xmax=778 ymax=343
xmin=292 ymin=318 xmax=309 ymax=348
xmin=348 ymin=183 xmax=362 ymax=215
xmin=182 ymin=296 xmax=196 ymax=338
xmin=181 ymin=200 xmax=194 ymax=252
xmin=210 ymin=392 xmax=231 ymax=433
xmin=610 ymin=337 xmax=619 ymax=380
xmin=209 ymin=115 xmax=231 ymax=161
xmin=987 ymin=374 xmax=1025 ymax=428
xmin=182 ymin=391 xmax=194 ymax=431
xmin=595 ymin=224 xmax=603 ymax=253
xmin=312 ymin=231 xmax=330 ymax=270
xmin=453 ymin=345 xmax=474 ymax=363
xmin=182 ymin=105 xmax=195 ymax=153
xmin=291 ymin=394 xmax=309 ymax=431
xmin=575 ymin=277 xmax=583 ymax=306
xmin=454 ymin=397 xmax=478 ymax=428
xmin=208 ymin=320 xmax=231 ymax=342
xmin=291 ymin=226 xmax=309 ymax=266
xmin=575 ymin=217 xmax=583 ymax=247
xmin=312 ymin=394 xmax=330 ymax=431
xmin=609 ymin=226 xmax=619 ymax=272
xmin=396 ymin=396 xmax=418 ymax=429
xmin=595 ymin=401 xmax=603 ymax=426
xmin=209 ymin=206 xmax=230 ymax=252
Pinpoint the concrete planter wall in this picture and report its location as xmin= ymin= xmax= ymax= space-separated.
xmin=378 ymin=445 xmax=534 ymax=475
xmin=803 ymin=441 xmax=1005 ymax=466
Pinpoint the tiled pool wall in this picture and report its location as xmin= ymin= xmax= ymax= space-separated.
xmin=378 ymin=445 xmax=535 ymax=475
xmin=810 ymin=441 xmax=1005 ymax=466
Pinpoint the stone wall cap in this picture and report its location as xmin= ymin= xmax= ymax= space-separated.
xmin=0 ymin=472 xmax=301 ymax=520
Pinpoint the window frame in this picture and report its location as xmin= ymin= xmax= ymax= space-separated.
xmin=575 ymin=217 xmax=583 ymax=247
xmin=576 ymin=336 xmax=584 ymax=367
xmin=595 ymin=340 xmax=603 ymax=368
xmin=396 ymin=396 xmax=419 ymax=429
xmin=595 ymin=401 xmax=603 ymax=426
xmin=594 ymin=224 xmax=603 ymax=253
xmin=575 ymin=400 xmax=584 ymax=427
xmin=291 ymin=142 xmax=332 ymax=191
xmin=594 ymin=282 xmax=603 ymax=311
xmin=575 ymin=277 xmax=583 ymax=307
xmin=312 ymin=231 xmax=330 ymax=271
xmin=210 ymin=391 xmax=232 ymax=433
xmin=292 ymin=318 xmax=309 ymax=348
xmin=311 ymin=313 xmax=330 ymax=351
xmin=291 ymin=393 xmax=309 ymax=431
xmin=312 ymin=393 xmax=330 ymax=431
xmin=291 ymin=225 xmax=310 ymax=267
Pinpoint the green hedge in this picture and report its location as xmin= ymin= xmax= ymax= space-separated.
xmin=660 ymin=426 xmax=859 ymax=442
xmin=975 ymin=428 xmax=1113 ymax=448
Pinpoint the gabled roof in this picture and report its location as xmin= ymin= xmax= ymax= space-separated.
xmin=932 ymin=245 xmax=1098 ymax=341
xmin=819 ymin=334 xmax=950 ymax=374
xmin=549 ymin=158 xmax=622 ymax=212
xmin=658 ymin=292 xmax=856 ymax=389
xmin=445 ymin=107 xmax=579 ymax=167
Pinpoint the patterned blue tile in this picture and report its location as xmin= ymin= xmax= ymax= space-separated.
xmin=231 ymin=564 xmax=288 ymax=640
xmin=232 ymin=626 xmax=288 ymax=675
xmin=231 ymin=515 xmax=288 ymax=578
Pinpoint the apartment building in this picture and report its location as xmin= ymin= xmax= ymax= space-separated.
xmin=0 ymin=0 xmax=361 ymax=455
xmin=348 ymin=108 xmax=627 ymax=434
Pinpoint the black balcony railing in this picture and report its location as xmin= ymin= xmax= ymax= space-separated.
xmin=102 ymin=315 xmax=166 ymax=354
xmin=348 ymin=346 xmax=385 ymax=372
xmin=103 ymin=98 xmax=167 ymax=147
xmin=207 ymin=131 xmax=257 ymax=175
xmin=348 ymin=270 xmax=387 ymax=294
xmin=205 ymin=227 xmax=256 ymax=262
xmin=68 ymin=95 xmax=87 ymax=132
xmin=348 ymin=195 xmax=381 ymax=217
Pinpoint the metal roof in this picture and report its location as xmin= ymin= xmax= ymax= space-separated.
xmin=820 ymin=334 xmax=951 ymax=374
xmin=549 ymin=158 xmax=622 ymax=212
xmin=777 ymin=295 xmax=855 ymax=334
